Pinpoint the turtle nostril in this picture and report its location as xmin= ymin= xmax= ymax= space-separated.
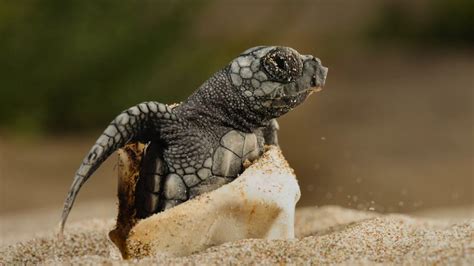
xmin=313 ymin=57 xmax=322 ymax=65
xmin=302 ymin=54 xmax=314 ymax=61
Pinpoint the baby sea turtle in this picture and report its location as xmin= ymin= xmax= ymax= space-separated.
xmin=60 ymin=46 xmax=327 ymax=232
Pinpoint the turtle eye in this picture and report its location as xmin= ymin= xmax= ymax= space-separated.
xmin=274 ymin=56 xmax=286 ymax=69
xmin=262 ymin=48 xmax=302 ymax=83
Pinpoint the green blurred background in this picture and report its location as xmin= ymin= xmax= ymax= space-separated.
xmin=0 ymin=0 xmax=473 ymax=217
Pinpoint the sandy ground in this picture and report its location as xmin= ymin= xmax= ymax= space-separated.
xmin=1 ymin=204 xmax=473 ymax=265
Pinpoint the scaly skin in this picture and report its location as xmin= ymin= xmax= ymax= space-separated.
xmin=60 ymin=46 xmax=328 ymax=233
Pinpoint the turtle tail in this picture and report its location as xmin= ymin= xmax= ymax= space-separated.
xmin=59 ymin=101 xmax=173 ymax=235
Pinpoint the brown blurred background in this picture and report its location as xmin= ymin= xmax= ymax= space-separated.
xmin=0 ymin=0 xmax=473 ymax=220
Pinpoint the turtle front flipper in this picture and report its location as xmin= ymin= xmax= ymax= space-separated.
xmin=59 ymin=101 xmax=175 ymax=234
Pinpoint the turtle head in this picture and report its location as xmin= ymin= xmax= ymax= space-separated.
xmin=228 ymin=46 xmax=328 ymax=119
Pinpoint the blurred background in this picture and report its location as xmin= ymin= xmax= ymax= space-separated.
xmin=0 ymin=0 xmax=473 ymax=223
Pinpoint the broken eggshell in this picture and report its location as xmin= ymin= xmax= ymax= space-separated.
xmin=109 ymin=144 xmax=300 ymax=259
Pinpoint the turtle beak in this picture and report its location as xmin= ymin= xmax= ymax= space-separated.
xmin=307 ymin=56 xmax=327 ymax=89
xmin=312 ymin=65 xmax=328 ymax=88
xmin=300 ymin=55 xmax=328 ymax=93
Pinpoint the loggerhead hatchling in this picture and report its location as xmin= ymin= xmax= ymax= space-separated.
xmin=60 ymin=46 xmax=327 ymax=232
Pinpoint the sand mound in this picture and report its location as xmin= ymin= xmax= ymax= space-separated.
xmin=1 ymin=206 xmax=472 ymax=265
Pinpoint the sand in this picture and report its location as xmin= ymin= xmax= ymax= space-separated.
xmin=1 ymin=205 xmax=473 ymax=265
